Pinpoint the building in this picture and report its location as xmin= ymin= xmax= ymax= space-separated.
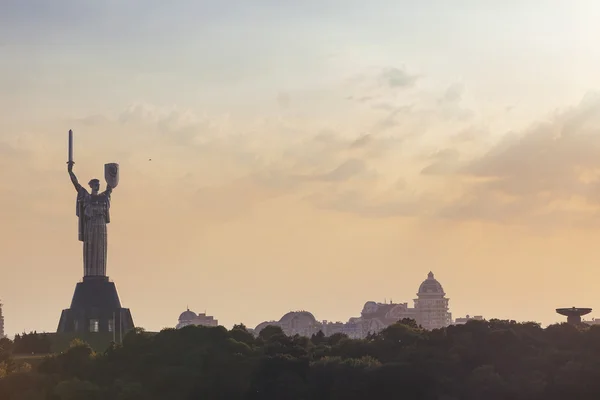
xmin=254 ymin=272 xmax=453 ymax=338
xmin=254 ymin=311 xmax=322 ymax=337
xmin=453 ymin=315 xmax=485 ymax=325
xmin=176 ymin=308 xmax=218 ymax=329
xmin=414 ymin=272 xmax=452 ymax=330
xmin=556 ymin=307 xmax=592 ymax=325
xmin=321 ymin=320 xmax=363 ymax=339
xmin=0 ymin=301 xmax=4 ymax=338
xmin=583 ymin=318 xmax=600 ymax=326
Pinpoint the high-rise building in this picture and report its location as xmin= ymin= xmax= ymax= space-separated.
xmin=0 ymin=301 xmax=5 ymax=338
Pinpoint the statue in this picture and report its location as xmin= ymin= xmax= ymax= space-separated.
xmin=57 ymin=130 xmax=134 ymax=337
xmin=66 ymin=130 xmax=119 ymax=277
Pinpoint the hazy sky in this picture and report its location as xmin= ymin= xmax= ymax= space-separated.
xmin=2 ymin=1 xmax=600 ymax=336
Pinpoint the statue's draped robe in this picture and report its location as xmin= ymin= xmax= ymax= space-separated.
xmin=75 ymin=185 xmax=112 ymax=277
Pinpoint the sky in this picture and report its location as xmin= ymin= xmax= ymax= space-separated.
xmin=2 ymin=1 xmax=600 ymax=336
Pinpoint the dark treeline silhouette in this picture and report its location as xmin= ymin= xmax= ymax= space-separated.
xmin=1 ymin=319 xmax=600 ymax=399
xmin=12 ymin=332 xmax=52 ymax=355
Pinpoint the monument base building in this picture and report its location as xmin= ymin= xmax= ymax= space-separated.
xmin=57 ymin=276 xmax=134 ymax=340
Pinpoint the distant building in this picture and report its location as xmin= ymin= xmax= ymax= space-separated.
xmin=414 ymin=272 xmax=452 ymax=330
xmin=321 ymin=320 xmax=363 ymax=339
xmin=176 ymin=308 xmax=218 ymax=329
xmin=255 ymin=311 xmax=322 ymax=338
xmin=583 ymin=318 xmax=600 ymax=326
xmin=254 ymin=272 xmax=453 ymax=338
xmin=453 ymin=315 xmax=485 ymax=325
xmin=0 ymin=301 xmax=4 ymax=338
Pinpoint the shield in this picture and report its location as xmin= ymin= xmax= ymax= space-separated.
xmin=104 ymin=163 xmax=120 ymax=188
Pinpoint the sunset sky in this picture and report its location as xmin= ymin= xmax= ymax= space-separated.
xmin=2 ymin=1 xmax=600 ymax=336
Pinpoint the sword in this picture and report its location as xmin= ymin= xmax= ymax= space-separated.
xmin=67 ymin=129 xmax=74 ymax=166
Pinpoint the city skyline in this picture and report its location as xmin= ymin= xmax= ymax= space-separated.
xmin=3 ymin=1 xmax=600 ymax=336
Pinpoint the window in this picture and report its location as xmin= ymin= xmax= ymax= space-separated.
xmin=90 ymin=319 xmax=99 ymax=332
xmin=108 ymin=319 xmax=114 ymax=332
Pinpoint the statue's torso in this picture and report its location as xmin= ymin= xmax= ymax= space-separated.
xmin=84 ymin=194 xmax=110 ymax=221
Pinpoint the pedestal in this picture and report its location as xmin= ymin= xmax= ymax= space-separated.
xmin=57 ymin=276 xmax=134 ymax=340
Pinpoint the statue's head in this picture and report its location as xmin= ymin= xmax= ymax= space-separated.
xmin=88 ymin=179 xmax=100 ymax=193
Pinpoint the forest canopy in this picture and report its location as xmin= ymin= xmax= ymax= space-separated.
xmin=1 ymin=319 xmax=599 ymax=399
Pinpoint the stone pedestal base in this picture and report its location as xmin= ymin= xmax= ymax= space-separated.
xmin=57 ymin=276 xmax=134 ymax=340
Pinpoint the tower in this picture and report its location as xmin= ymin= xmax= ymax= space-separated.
xmin=556 ymin=307 xmax=592 ymax=325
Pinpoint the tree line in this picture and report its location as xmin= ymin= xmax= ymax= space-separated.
xmin=1 ymin=318 xmax=599 ymax=399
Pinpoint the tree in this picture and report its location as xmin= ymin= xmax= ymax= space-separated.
xmin=4 ymin=321 xmax=600 ymax=399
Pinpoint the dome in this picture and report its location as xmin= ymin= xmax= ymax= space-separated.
xmin=385 ymin=304 xmax=408 ymax=320
xmin=361 ymin=301 xmax=379 ymax=315
xmin=254 ymin=321 xmax=278 ymax=333
xmin=417 ymin=271 xmax=445 ymax=296
xmin=279 ymin=311 xmax=317 ymax=324
xmin=179 ymin=309 xmax=197 ymax=322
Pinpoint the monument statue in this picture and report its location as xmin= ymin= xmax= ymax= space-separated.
xmin=57 ymin=129 xmax=134 ymax=340
xmin=66 ymin=129 xmax=119 ymax=277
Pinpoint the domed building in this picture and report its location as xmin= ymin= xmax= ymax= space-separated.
xmin=254 ymin=311 xmax=323 ymax=337
xmin=176 ymin=308 xmax=218 ymax=329
xmin=253 ymin=272 xmax=453 ymax=339
xmin=414 ymin=272 xmax=452 ymax=330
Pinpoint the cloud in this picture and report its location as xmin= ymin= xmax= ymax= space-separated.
xmin=438 ymin=83 xmax=464 ymax=104
xmin=0 ymin=141 xmax=24 ymax=159
xmin=436 ymin=83 xmax=473 ymax=121
xmin=118 ymin=102 xmax=210 ymax=145
xmin=65 ymin=103 xmax=395 ymax=219
xmin=54 ymin=94 xmax=464 ymax=221
xmin=379 ymin=67 xmax=419 ymax=89
xmin=371 ymin=105 xmax=416 ymax=133
xmin=52 ymin=91 xmax=600 ymax=227
xmin=311 ymin=158 xmax=368 ymax=182
xmin=421 ymin=148 xmax=461 ymax=175
xmin=350 ymin=134 xmax=374 ymax=149
xmin=277 ymin=92 xmax=291 ymax=109
xmin=346 ymin=66 xmax=419 ymax=110
xmin=440 ymin=92 xmax=600 ymax=225
xmin=347 ymin=71 xmax=474 ymax=137
xmin=450 ymin=125 xmax=488 ymax=144
xmin=75 ymin=114 xmax=111 ymax=127
xmin=309 ymin=188 xmax=427 ymax=218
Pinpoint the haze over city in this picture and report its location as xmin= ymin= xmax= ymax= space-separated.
xmin=3 ymin=0 xmax=600 ymax=337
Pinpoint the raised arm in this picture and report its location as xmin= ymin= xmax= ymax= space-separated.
xmin=103 ymin=184 xmax=113 ymax=197
xmin=67 ymin=162 xmax=83 ymax=192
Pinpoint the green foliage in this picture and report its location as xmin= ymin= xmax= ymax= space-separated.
xmin=49 ymin=332 xmax=128 ymax=354
xmin=3 ymin=320 xmax=600 ymax=398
